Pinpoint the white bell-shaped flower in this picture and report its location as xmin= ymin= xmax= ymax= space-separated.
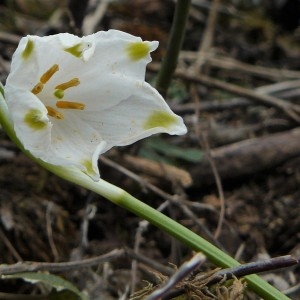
xmin=4 ymin=30 xmax=187 ymax=181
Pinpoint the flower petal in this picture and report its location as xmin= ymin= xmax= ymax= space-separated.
xmin=49 ymin=113 xmax=106 ymax=180
xmin=5 ymin=86 xmax=52 ymax=157
xmin=92 ymin=30 xmax=158 ymax=78
xmin=79 ymin=81 xmax=187 ymax=153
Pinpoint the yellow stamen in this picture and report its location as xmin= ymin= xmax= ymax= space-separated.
xmin=46 ymin=106 xmax=64 ymax=119
xmin=40 ymin=64 xmax=59 ymax=84
xmin=31 ymin=82 xmax=44 ymax=95
xmin=55 ymin=78 xmax=80 ymax=90
xmin=56 ymin=101 xmax=85 ymax=110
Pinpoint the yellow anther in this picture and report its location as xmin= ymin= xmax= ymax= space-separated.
xmin=55 ymin=78 xmax=80 ymax=90
xmin=31 ymin=82 xmax=44 ymax=95
xmin=46 ymin=106 xmax=64 ymax=119
xmin=40 ymin=64 xmax=59 ymax=84
xmin=56 ymin=101 xmax=85 ymax=110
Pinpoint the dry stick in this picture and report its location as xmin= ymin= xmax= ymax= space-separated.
xmin=0 ymin=228 xmax=23 ymax=261
xmin=123 ymin=154 xmax=192 ymax=188
xmin=172 ymin=79 xmax=300 ymax=114
xmin=179 ymin=69 xmax=300 ymax=122
xmin=192 ymin=0 xmax=220 ymax=70
xmin=189 ymin=0 xmax=225 ymax=240
xmin=201 ymin=136 xmax=225 ymax=240
xmin=0 ymin=31 xmax=21 ymax=44
xmin=207 ymin=255 xmax=299 ymax=285
xmin=181 ymin=52 xmax=300 ymax=81
xmin=0 ymin=248 xmax=125 ymax=275
xmin=45 ymin=202 xmax=59 ymax=261
xmin=172 ymin=97 xmax=251 ymax=113
xmin=0 ymin=247 xmax=175 ymax=280
xmin=189 ymin=127 xmax=300 ymax=187
xmin=145 ymin=253 xmax=206 ymax=300
xmin=192 ymin=87 xmax=226 ymax=241
xmin=284 ymin=282 xmax=300 ymax=296
xmin=161 ymin=255 xmax=298 ymax=300
xmin=255 ymin=79 xmax=300 ymax=95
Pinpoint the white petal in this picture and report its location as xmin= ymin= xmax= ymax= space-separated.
xmin=92 ymin=30 xmax=158 ymax=78
xmin=79 ymin=81 xmax=187 ymax=153
xmin=4 ymin=87 xmax=52 ymax=157
xmin=48 ymin=113 xmax=107 ymax=180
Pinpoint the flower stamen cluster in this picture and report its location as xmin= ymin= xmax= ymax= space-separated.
xmin=31 ymin=64 xmax=84 ymax=120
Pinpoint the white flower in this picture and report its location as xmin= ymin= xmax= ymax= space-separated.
xmin=4 ymin=30 xmax=187 ymax=181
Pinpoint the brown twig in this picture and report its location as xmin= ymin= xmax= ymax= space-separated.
xmin=0 ymin=31 xmax=21 ymax=44
xmin=0 ymin=246 xmax=177 ymax=279
xmin=192 ymin=0 xmax=220 ymax=72
xmin=189 ymin=127 xmax=300 ymax=187
xmin=123 ymin=154 xmax=192 ymax=188
xmin=0 ymin=228 xmax=22 ymax=261
xmin=45 ymin=202 xmax=59 ymax=261
xmin=189 ymin=0 xmax=226 ymax=241
xmin=0 ymin=248 xmax=125 ymax=275
xmin=179 ymin=69 xmax=300 ymax=122
xmin=145 ymin=253 xmax=206 ymax=300
xmin=206 ymin=255 xmax=299 ymax=285
xmin=181 ymin=52 xmax=300 ymax=81
xmin=191 ymin=85 xmax=226 ymax=241
xmin=161 ymin=255 xmax=298 ymax=300
xmin=201 ymin=136 xmax=225 ymax=240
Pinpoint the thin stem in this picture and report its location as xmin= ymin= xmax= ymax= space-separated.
xmin=155 ymin=0 xmax=191 ymax=97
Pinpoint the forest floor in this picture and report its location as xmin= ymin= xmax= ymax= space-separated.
xmin=0 ymin=0 xmax=299 ymax=299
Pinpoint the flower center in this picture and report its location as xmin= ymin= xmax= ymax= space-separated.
xmin=31 ymin=64 xmax=85 ymax=120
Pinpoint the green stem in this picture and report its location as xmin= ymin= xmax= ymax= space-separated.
xmin=155 ymin=0 xmax=191 ymax=97
xmin=0 ymin=88 xmax=290 ymax=300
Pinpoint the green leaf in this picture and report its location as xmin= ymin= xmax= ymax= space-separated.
xmin=2 ymin=272 xmax=88 ymax=300
xmin=143 ymin=137 xmax=203 ymax=163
